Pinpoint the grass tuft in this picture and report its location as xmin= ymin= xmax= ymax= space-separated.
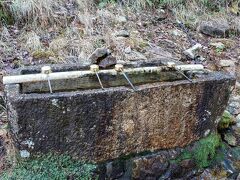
xmin=193 ymin=133 xmax=221 ymax=168
xmin=10 ymin=0 xmax=67 ymax=26
xmin=174 ymin=133 xmax=221 ymax=169
xmin=19 ymin=31 xmax=42 ymax=52
xmin=0 ymin=0 xmax=13 ymax=25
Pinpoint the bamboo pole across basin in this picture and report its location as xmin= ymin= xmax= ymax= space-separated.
xmin=3 ymin=64 xmax=204 ymax=85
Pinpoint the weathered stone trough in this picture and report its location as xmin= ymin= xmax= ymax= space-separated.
xmin=4 ymin=60 xmax=235 ymax=163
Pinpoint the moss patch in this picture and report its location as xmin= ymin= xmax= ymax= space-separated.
xmin=218 ymin=111 xmax=234 ymax=130
xmin=1 ymin=153 xmax=96 ymax=180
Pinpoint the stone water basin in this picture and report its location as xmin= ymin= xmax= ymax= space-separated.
xmin=4 ymin=60 xmax=235 ymax=162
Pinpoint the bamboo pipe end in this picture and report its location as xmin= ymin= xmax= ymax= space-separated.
xmin=115 ymin=64 xmax=124 ymax=72
xmin=41 ymin=66 xmax=52 ymax=74
xmin=166 ymin=62 xmax=176 ymax=68
xmin=90 ymin=64 xmax=99 ymax=72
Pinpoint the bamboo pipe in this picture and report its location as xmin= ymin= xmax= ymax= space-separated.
xmin=3 ymin=64 xmax=204 ymax=85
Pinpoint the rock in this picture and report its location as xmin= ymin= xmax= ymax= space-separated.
xmin=232 ymin=125 xmax=240 ymax=135
xmin=236 ymin=114 xmax=240 ymax=127
xmin=237 ymin=114 xmax=240 ymax=121
xmin=151 ymin=161 xmax=169 ymax=175
xmin=105 ymin=161 xmax=125 ymax=179
xmin=199 ymin=169 xmax=216 ymax=179
xmin=124 ymin=46 xmax=131 ymax=54
xmin=88 ymin=48 xmax=109 ymax=64
xmin=227 ymin=101 xmax=240 ymax=115
xmin=236 ymin=82 xmax=240 ymax=90
xmin=224 ymin=133 xmax=237 ymax=146
xmin=131 ymin=152 xmax=172 ymax=179
xmin=114 ymin=30 xmax=130 ymax=37
xmin=160 ymin=162 xmax=197 ymax=179
xmin=163 ymin=163 xmax=182 ymax=179
xmin=219 ymin=60 xmax=235 ymax=67
xmin=237 ymin=173 xmax=240 ymax=180
xmin=199 ymin=20 xmax=230 ymax=37
xmin=20 ymin=150 xmax=30 ymax=158
xmin=116 ymin=16 xmax=127 ymax=23
xmin=230 ymin=95 xmax=240 ymax=102
xmin=183 ymin=43 xmax=202 ymax=59
xmin=98 ymin=55 xmax=117 ymax=68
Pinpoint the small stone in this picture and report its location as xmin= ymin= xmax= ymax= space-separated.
xmin=236 ymin=114 xmax=240 ymax=127
xmin=204 ymin=129 xmax=211 ymax=137
xmin=236 ymin=82 xmax=240 ymax=90
xmin=232 ymin=125 xmax=240 ymax=135
xmin=105 ymin=161 xmax=124 ymax=179
xmin=183 ymin=43 xmax=202 ymax=59
xmin=224 ymin=133 xmax=237 ymax=146
xmin=116 ymin=16 xmax=127 ymax=23
xmin=199 ymin=20 xmax=230 ymax=37
xmin=124 ymin=46 xmax=131 ymax=54
xmin=114 ymin=30 xmax=130 ymax=37
xmin=20 ymin=150 xmax=30 ymax=158
xmin=227 ymin=101 xmax=240 ymax=115
xmin=237 ymin=174 xmax=240 ymax=180
xmin=219 ymin=60 xmax=235 ymax=67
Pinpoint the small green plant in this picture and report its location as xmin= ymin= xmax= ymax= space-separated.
xmin=1 ymin=153 xmax=96 ymax=180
